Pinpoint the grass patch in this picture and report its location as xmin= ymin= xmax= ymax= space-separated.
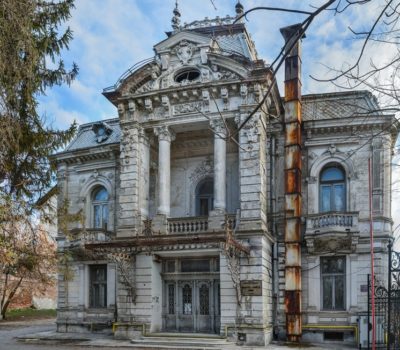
xmin=4 ymin=307 xmax=56 ymax=320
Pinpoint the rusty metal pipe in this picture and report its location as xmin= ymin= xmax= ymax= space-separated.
xmin=280 ymin=23 xmax=304 ymax=342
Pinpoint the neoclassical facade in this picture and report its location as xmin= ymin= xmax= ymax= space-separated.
xmin=54 ymin=3 xmax=399 ymax=347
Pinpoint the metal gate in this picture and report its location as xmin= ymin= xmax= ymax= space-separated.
xmin=367 ymin=243 xmax=400 ymax=349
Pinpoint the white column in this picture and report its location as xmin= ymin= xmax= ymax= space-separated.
xmin=139 ymin=128 xmax=150 ymax=217
xmin=154 ymin=126 xmax=175 ymax=216
xmin=210 ymin=119 xmax=227 ymax=211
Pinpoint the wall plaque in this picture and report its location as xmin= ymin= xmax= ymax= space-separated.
xmin=241 ymin=280 xmax=262 ymax=296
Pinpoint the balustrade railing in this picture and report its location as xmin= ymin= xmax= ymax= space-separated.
xmin=168 ymin=216 xmax=209 ymax=234
xmin=306 ymin=212 xmax=358 ymax=231
xmin=168 ymin=214 xmax=237 ymax=234
xmin=80 ymin=229 xmax=115 ymax=243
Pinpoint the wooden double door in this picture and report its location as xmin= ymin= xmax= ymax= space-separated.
xmin=163 ymin=279 xmax=220 ymax=333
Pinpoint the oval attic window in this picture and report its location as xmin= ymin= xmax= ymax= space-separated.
xmin=175 ymin=69 xmax=200 ymax=83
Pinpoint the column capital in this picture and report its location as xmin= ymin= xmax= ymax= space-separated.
xmin=210 ymin=119 xmax=227 ymax=138
xmin=154 ymin=125 xmax=176 ymax=142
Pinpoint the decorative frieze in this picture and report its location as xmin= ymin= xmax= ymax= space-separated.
xmin=173 ymin=101 xmax=202 ymax=115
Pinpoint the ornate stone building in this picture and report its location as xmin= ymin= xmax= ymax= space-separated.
xmin=54 ymin=3 xmax=399 ymax=347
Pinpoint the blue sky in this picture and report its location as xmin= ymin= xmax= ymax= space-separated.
xmin=38 ymin=0 xmax=387 ymax=129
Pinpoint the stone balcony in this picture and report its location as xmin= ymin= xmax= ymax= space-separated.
xmin=167 ymin=214 xmax=236 ymax=234
xmin=68 ymin=228 xmax=116 ymax=245
xmin=305 ymin=212 xmax=359 ymax=254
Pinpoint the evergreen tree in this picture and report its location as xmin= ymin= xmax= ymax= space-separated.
xmin=0 ymin=0 xmax=78 ymax=206
xmin=0 ymin=0 xmax=78 ymax=318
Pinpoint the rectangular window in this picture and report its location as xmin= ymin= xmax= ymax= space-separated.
xmin=321 ymin=257 xmax=345 ymax=310
xmin=90 ymin=265 xmax=107 ymax=308
xmin=181 ymin=259 xmax=210 ymax=272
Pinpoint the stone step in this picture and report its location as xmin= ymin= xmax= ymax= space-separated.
xmin=131 ymin=334 xmax=229 ymax=349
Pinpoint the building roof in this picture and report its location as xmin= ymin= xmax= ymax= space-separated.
xmin=60 ymin=91 xmax=388 ymax=155
xmin=64 ymin=118 xmax=120 ymax=152
xmin=302 ymin=90 xmax=381 ymax=121
xmin=168 ymin=19 xmax=257 ymax=61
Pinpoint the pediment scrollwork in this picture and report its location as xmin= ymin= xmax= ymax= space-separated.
xmin=173 ymin=40 xmax=196 ymax=65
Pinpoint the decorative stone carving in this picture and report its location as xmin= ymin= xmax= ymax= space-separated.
xmin=200 ymin=68 xmax=210 ymax=82
xmin=174 ymin=101 xmax=202 ymax=115
xmin=308 ymin=151 xmax=317 ymax=160
xmin=132 ymin=79 xmax=155 ymax=94
xmin=126 ymin=100 xmax=136 ymax=121
xmin=189 ymin=156 xmax=213 ymax=183
xmin=161 ymin=95 xmax=170 ymax=111
xmin=253 ymin=83 xmax=262 ymax=102
xmin=154 ymin=125 xmax=175 ymax=142
xmin=202 ymin=90 xmax=210 ymax=112
xmin=145 ymin=98 xmax=153 ymax=112
xmin=328 ymin=144 xmax=337 ymax=156
xmin=150 ymin=107 xmax=167 ymax=120
xmin=120 ymin=127 xmax=136 ymax=164
xmin=210 ymin=119 xmax=227 ymax=137
xmin=306 ymin=235 xmax=359 ymax=254
xmin=243 ymin=118 xmax=259 ymax=144
xmin=174 ymin=40 xmax=195 ymax=65
xmin=221 ymin=87 xmax=229 ymax=110
xmin=219 ymin=69 xmax=239 ymax=80
xmin=117 ymin=103 xmax=125 ymax=119
xmin=240 ymin=84 xmax=248 ymax=104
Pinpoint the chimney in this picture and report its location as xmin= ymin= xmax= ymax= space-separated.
xmin=280 ymin=23 xmax=304 ymax=342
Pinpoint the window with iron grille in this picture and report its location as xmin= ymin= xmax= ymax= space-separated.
xmin=168 ymin=284 xmax=175 ymax=314
xmin=199 ymin=284 xmax=210 ymax=315
xmin=89 ymin=265 xmax=107 ymax=308
xmin=182 ymin=284 xmax=192 ymax=314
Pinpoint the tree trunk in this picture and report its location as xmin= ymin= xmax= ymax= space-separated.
xmin=1 ymin=277 xmax=23 ymax=320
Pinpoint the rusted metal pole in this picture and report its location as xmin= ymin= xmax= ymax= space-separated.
xmin=368 ymin=158 xmax=376 ymax=350
xmin=280 ymin=23 xmax=303 ymax=342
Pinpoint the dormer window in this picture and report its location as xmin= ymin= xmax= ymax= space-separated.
xmin=92 ymin=122 xmax=113 ymax=143
xmin=175 ymin=68 xmax=200 ymax=83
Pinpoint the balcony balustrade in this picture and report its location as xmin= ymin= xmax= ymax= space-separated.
xmin=306 ymin=212 xmax=358 ymax=231
xmin=167 ymin=214 xmax=236 ymax=234
xmin=305 ymin=212 xmax=359 ymax=253
xmin=72 ymin=228 xmax=115 ymax=243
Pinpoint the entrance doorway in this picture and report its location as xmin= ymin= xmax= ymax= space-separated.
xmin=162 ymin=257 xmax=220 ymax=334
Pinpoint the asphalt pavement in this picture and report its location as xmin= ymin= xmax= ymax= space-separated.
xmin=0 ymin=318 xmax=356 ymax=350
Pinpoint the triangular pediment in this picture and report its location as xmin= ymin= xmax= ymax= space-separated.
xmin=154 ymin=30 xmax=212 ymax=54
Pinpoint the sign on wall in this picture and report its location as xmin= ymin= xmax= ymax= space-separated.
xmin=241 ymin=280 xmax=262 ymax=296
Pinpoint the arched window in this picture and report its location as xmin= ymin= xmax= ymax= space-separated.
xmin=195 ymin=178 xmax=214 ymax=216
xmin=319 ymin=165 xmax=346 ymax=212
xmin=92 ymin=186 xmax=109 ymax=229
